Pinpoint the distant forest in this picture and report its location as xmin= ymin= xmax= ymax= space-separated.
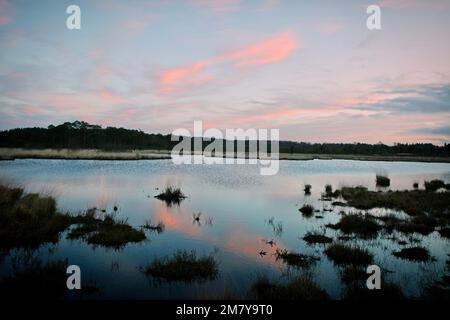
xmin=1 ymin=121 xmax=449 ymax=157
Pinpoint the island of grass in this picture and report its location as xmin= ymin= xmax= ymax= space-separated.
xmin=143 ymin=250 xmax=218 ymax=282
xmin=155 ymin=186 xmax=186 ymax=206
xmin=0 ymin=185 xmax=146 ymax=251
xmin=327 ymin=213 xmax=382 ymax=237
xmin=330 ymin=184 xmax=450 ymax=217
xmin=68 ymin=209 xmax=146 ymax=248
xmin=299 ymin=204 xmax=314 ymax=217
xmin=376 ymin=175 xmax=390 ymax=187
xmin=275 ymin=249 xmax=320 ymax=269
xmin=303 ymin=232 xmax=333 ymax=244
xmin=325 ymin=243 xmax=373 ymax=265
xmin=393 ymin=247 xmax=431 ymax=262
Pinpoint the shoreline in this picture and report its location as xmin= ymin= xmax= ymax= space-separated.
xmin=1 ymin=148 xmax=450 ymax=163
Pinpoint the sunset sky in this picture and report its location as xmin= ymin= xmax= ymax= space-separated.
xmin=1 ymin=0 xmax=450 ymax=144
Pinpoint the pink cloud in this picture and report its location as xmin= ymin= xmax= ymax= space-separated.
xmin=97 ymin=89 xmax=125 ymax=104
xmin=224 ymin=32 xmax=299 ymax=67
xmin=24 ymin=105 xmax=45 ymax=115
xmin=157 ymin=31 xmax=300 ymax=94
xmin=159 ymin=61 xmax=214 ymax=94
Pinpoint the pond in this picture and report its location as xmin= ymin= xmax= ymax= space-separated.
xmin=0 ymin=158 xmax=449 ymax=299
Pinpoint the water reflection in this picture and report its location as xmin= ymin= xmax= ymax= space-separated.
xmin=0 ymin=159 xmax=449 ymax=299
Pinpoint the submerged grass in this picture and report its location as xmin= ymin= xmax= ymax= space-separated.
xmin=143 ymin=219 xmax=165 ymax=234
xmin=303 ymin=232 xmax=333 ymax=244
xmin=252 ymin=276 xmax=328 ymax=300
xmin=393 ymin=247 xmax=431 ymax=262
xmin=325 ymin=244 xmax=373 ymax=266
xmin=327 ymin=213 xmax=381 ymax=237
xmin=144 ymin=250 xmax=218 ymax=282
xmin=275 ymin=249 xmax=320 ymax=269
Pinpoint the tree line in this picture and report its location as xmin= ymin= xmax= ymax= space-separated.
xmin=0 ymin=121 xmax=449 ymax=157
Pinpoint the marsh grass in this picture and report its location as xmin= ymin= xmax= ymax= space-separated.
xmin=376 ymin=175 xmax=390 ymax=187
xmin=143 ymin=219 xmax=165 ymax=234
xmin=424 ymin=179 xmax=446 ymax=192
xmin=304 ymin=184 xmax=312 ymax=195
xmin=327 ymin=213 xmax=381 ymax=237
xmin=325 ymin=244 xmax=373 ymax=265
xmin=302 ymin=232 xmax=333 ymax=244
xmin=68 ymin=211 xmax=146 ymax=248
xmin=155 ymin=186 xmax=186 ymax=206
xmin=379 ymin=213 xmax=437 ymax=235
xmin=0 ymin=186 xmax=72 ymax=250
xmin=299 ymin=204 xmax=314 ymax=217
xmin=144 ymin=250 xmax=218 ymax=282
xmin=275 ymin=249 xmax=320 ymax=269
xmin=334 ymin=186 xmax=450 ymax=217
xmin=393 ymin=247 xmax=431 ymax=262
xmin=252 ymin=276 xmax=328 ymax=300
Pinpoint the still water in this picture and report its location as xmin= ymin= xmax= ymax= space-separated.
xmin=1 ymin=158 xmax=449 ymax=299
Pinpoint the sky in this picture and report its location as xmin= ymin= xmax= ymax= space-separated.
xmin=0 ymin=0 xmax=450 ymax=144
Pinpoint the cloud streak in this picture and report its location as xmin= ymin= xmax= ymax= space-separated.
xmin=158 ymin=31 xmax=300 ymax=94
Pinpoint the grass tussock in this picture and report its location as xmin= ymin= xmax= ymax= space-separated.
xmin=299 ymin=204 xmax=314 ymax=217
xmin=68 ymin=209 xmax=146 ymax=248
xmin=325 ymin=244 xmax=373 ymax=266
xmin=393 ymin=247 xmax=431 ymax=262
xmin=376 ymin=175 xmax=390 ymax=187
xmin=143 ymin=219 xmax=165 ymax=234
xmin=325 ymin=184 xmax=333 ymax=197
xmin=144 ymin=250 xmax=218 ymax=282
xmin=304 ymin=184 xmax=312 ymax=195
xmin=424 ymin=179 xmax=447 ymax=192
xmin=252 ymin=277 xmax=328 ymax=300
xmin=0 ymin=185 xmax=72 ymax=250
xmin=333 ymin=186 xmax=450 ymax=217
xmin=303 ymin=232 xmax=333 ymax=244
xmin=154 ymin=186 xmax=186 ymax=206
xmin=275 ymin=249 xmax=320 ymax=269
xmin=327 ymin=213 xmax=381 ymax=237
